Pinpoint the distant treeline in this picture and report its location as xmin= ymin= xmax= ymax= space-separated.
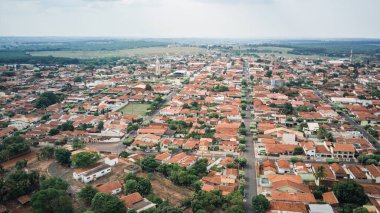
xmin=0 ymin=39 xmax=168 ymax=52
xmin=0 ymin=51 xmax=147 ymax=66
xmin=0 ymin=51 xmax=80 ymax=65
xmin=244 ymin=40 xmax=380 ymax=58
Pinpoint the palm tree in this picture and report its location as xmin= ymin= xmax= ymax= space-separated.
xmin=314 ymin=165 xmax=326 ymax=186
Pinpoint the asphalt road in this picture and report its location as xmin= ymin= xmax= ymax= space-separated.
xmin=314 ymin=90 xmax=379 ymax=149
xmin=243 ymin=63 xmax=257 ymax=213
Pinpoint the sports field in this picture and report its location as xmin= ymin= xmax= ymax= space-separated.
xmin=117 ymin=103 xmax=150 ymax=116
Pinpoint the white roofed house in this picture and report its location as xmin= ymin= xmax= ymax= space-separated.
xmin=73 ymin=163 xmax=112 ymax=183
xmin=105 ymin=154 xmax=119 ymax=166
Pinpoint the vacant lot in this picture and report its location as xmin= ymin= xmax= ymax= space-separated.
xmin=0 ymin=148 xmax=38 ymax=168
xmin=138 ymin=173 xmax=193 ymax=207
xmin=118 ymin=103 xmax=150 ymax=116
xmin=31 ymin=47 xmax=206 ymax=58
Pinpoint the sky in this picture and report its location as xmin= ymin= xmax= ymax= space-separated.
xmin=0 ymin=0 xmax=379 ymax=38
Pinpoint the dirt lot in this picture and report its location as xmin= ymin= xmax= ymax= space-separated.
xmin=138 ymin=173 xmax=193 ymax=207
xmin=0 ymin=149 xmax=38 ymax=169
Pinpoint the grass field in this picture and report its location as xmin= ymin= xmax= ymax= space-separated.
xmin=117 ymin=103 xmax=150 ymax=116
xmin=30 ymin=47 xmax=206 ymax=58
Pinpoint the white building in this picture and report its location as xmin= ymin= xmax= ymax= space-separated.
xmin=73 ymin=163 xmax=112 ymax=183
xmin=105 ymin=154 xmax=119 ymax=166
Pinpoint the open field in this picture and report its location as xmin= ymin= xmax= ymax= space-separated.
xmin=118 ymin=103 xmax=150 ymax=116
xmin=30 ymin=47 xmax=207 ymax=58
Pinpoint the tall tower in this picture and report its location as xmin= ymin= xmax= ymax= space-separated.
xmin=155 ymin=58 xmax=160 ymax=76
xmin=350 ymin=49 xmax=353 ymax=63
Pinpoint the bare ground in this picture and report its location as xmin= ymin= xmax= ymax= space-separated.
xmin=138 ymin=173 xmax=193 ymax=207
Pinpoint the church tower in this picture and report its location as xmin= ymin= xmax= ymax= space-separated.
xmin=155 ymin=58 xmax=160 ymax=76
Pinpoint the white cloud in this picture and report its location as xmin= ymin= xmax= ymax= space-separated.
xmin=0 ymin=0 xmax=379 ymax=38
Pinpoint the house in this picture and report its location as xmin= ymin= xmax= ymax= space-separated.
xmin=322 ymin=191 xmax=339 ymax=206
xmin=366 ymin=164 xmax=380 ymax=183
xmin=105 ymin=154 xmax=119 ymax=166
xmin=96 ymin=180 xmax=122 ymax=195
xmin=73 ymin=163 xmax=112 ymax=183
xmin=276 ymin=160 xmax=291 ymax=174
xmin=331 ymin=143 xmax=355 ymax=162
xmin=272 ymin=180 xmax=311 ymax=193
xmin=345 ymin=165 xmax=367 ymax=180
xmin=329 ymin=163 xmax=348 ymax=179
xmin=154 ymin=153 xmax=171 ymax=164
xmin=120 ymin=192 xmax=156 ymax=213
xmin=269 ymin=201 xmax=307 ymax=213
xmin=271 ymin=191 xmax=317 ymax=204
xmin=308 ymin=204 xmax=334 ymax=213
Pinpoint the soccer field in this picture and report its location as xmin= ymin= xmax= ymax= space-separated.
xmin=117 ymin=103 xmax=150 ymax=116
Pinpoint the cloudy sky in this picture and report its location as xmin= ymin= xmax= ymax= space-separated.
xmin=0 ymin=0 xmax=379 ymax=38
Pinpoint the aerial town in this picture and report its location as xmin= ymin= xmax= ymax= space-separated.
xmin=0 ymin=39 xmax=379 ymax=213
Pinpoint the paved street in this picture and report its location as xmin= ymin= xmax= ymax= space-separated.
xmin=314 ymin=90 xmax=379 ymax=148
xmin=243 ymin=63 xmax=257 ymax=213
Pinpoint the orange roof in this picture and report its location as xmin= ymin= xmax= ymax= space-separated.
xmin=270 ymin=201 xmax=307 ymax=213
xmin=96 ymin=181 xmax=122 ymax=194
xmin=322 ymin=191 xmax=339 ymax=205
xmin=154 ymin=153 xmax=171 ymax=161
xmin=267 ymin=174 xmax=303 ymax=184
xmin=272 ymin=180 xmax=311 ymax=193
xmin=120 ymin=192 xmax=143 ymax=208
xmin=277 ymin=160 xmax=290 ymax=169
xmin=333 ymin=143 xmax=355 ymax=152
xmin=271 ymin=191 xmax=317 ymax=204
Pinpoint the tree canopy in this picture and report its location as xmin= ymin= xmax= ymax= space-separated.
xmin=35 ymin=92 xmax=63 ymax=109
xmin=333 ymin=181 xmax=367 ymax=206
xmin=78 ymin=184 xmax=98 ymax=205
xmin=41 ymin=177 xmax=69 ymax=191
xmin=31 ymin=188 xmax=73 ymax=213
xmin=71 ymin=152 xmax=100 ymax=168
xmin=252 ymin=195 xmax=270 ymax=213
xmin=91 ymin=192 xmax=126 ymax=213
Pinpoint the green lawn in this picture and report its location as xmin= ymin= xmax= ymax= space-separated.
xmin=30 ymin=47 xmax=206 ymax=59
xmin=118 ymin=103 xmax=150 ymax=116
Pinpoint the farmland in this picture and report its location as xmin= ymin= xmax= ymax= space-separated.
xmin=30 ymin=47 xmax=207 ymax=59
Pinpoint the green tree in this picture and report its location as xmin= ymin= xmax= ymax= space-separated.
xmin=314 ymin=165 xmax=326 ymax=186
xmin=31 ymin=188 xmax=72 ymax=213
xmin=293 ymin=147 xmax=304 ymax=155
xmin=55 ymin=148 xmax=71 ymax=166
xmin=49 ymin=128 xmax=60 ymax=136
xmin=189 ymin=159 xmax=208 ymax=178
xmin=39 ymin=146 xmax=55 ymax=160
xmin=74 ymin=76 xmax=83 ymax=83
xmin=72 ymin=152 xmax=99 ymax=168
xmin=41 ymin=177 xmax=69 ymax=191
xmin=59 ymin=122 xmax=74 ymax=131
xmin=281 ymin=103 xmax=294 ymax=115
xmin=333 ymin=181 xmax=367 ymax=205
xmin=125 ymin=179 xmax=139 ymax=194
xmin=35 ymin=92 xmax=62 ymax=109
xmin=78 ymin=185 xmax=98 ymax=205
xmin=145 ymin=84 xmax=153 ymax=91
xmin=354 ymin=207 xmax=369 ymax=213
xmin=72 ymin=138 xmax=85 ymax=150
xmin=97 ymin=121 xmax=104 ymax=132
xmin=15 ymin=160 xmax=27 ymax=170
xmin=141 ymin=157 xmax=159 ymax=172
xmin=91 ymin=193 xmax=126 ymax=213
xmin=2 ymin=170 xmax=39 ymax=200
xmin=252 ymin=195 xmax=269 ymax=213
